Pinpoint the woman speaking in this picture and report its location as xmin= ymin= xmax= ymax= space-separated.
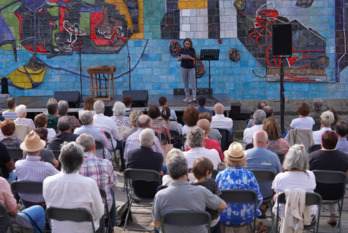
xmin=178 ymin=38 xmax=196 ymax=102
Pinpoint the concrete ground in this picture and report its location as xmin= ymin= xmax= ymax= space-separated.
xmin=112 ymin=167 xmax=348 ymax=233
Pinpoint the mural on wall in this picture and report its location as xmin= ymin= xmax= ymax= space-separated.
xmin=335 ymin=0 xmax=348 ymax=81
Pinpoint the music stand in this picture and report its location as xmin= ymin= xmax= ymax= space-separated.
xmin=200 ymin=49 xmax=219 ymax=103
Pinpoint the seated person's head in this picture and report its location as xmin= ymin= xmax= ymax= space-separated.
xmin=59 ymin=142 xmax=84 ymax=174
xmin=298 ymin=102 xmax=310 ymax=117
xmin=257 ymin=101 xmax=266 ymax=110
xmin=197 ymin=119 xmax=210 ymax=136
xmin=214 ymin=103 xmax=224 ymax=115
xmin=183 ymin=107 xmax=199 ymax=127
xmin=158 ymin=96 xmax=167 ymax=107
xmin=325 ymin=107 xmax=339 ymax=125
xmin=47 ymin=98 xmax=58 ymax=115
xmin=336 ymin=121 xmax=348 ymax=138
xmin=136 ymin=114 xmax=150 ymax=128
xmin=6 ymin=98 xmax=16 ymax=110
xmin=76 ymin=133 xmax=95 ymax=153
xmin=123 ymin=96 xmax=133 ymax=108
xmin=161 ymin=107 xmax=171 ymax=121
xmin=312 ymin=98 xmax=323 ymax=111
xmin=112 ymin=101 xmax=126 ymax=116
xmin=20 ymin=131 xmax=45 ymax=156
xmin=58 ymin=100 xmax=69 ymax=116
xmin=15 ymin=104 xmax=27 ymax=118
xmin=198 ymin=112 xmax=212 ymax=123
xmin=34 ymin=113 xmax=48 ymax=128
xmin=263 ymin=106 xmax=273 ymax=118
xmin=263 ymin=118 xmax=280 ymax=141
xmin=83 ymin=97 xmax=95 ymax=111
xmin=57 ymin=116 xmax=72 ymax=132
xmin=80 ymin=111 xmax=93 ymax=126
xmin=139 ymin=128 xmax=155 ymax=148
xmin=186 ymin=126 xmax=205 ymax=149
xmin=283 ymin=144 xmax=309 ymax=171
xmin=321 ymin=111 xmax=334 ymax=128
xmin=129 ymin=110 xmax=143 ymax=127
xmin=252 ymin=130 xmax=268 ymax=147
xmin=253 ymin=109 xmax=266 ymax=125
xmin=321 ymin=131 xmax=338 ymax=150
xmin=1 ymin=119 xmax=15 ymax=137
xmin=166 ymin=149 xmax=188 ymax=179
xmin=34 ymin=128 xmax=48 ymax=142
xmin=93 ymin=100 xmax=105 ymax=114
xmin=224 ymin=142 xmax=247 ymax=168
xmin=148 ymin=106 xmax=161 ymax=119
xmin=192 ymin=157 xmax=213 ymax=180
xmin=197 ymin=96 xmax=206 ymax=107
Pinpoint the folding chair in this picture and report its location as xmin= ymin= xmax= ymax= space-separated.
xmin=215 ymin=128 xmax=233 ymax=152
xmin=0 ymin=203 xmax=14 ymax=233
xmin=46 ymin=207 xmax=96 ymax=232
xmin=161 ymin=210 xmax=211 ymax=233
xmin=212 ymin=169 xmax=219 ymax=180
xmin=277 ymin=153 xmax=285 ymax=165
xmin=95 ymin=141 xmax=105 ymax=159
xmin=123 ymin=168 xmax=162 ymax=231
xmin=8 ymin=148 xmax=24 ymax=162
xmin=245 ymin=143 xmax=253 ymax=150
xmin=275 ymin=192 xmax=322 ymax=233
xmin=99 ymin=188 xmax=113 ymax=233
xmin=249 ymin=169 xmax=276 ymax=219
xmin=308 ymin=144 xmax=321 ymax=154
xmin=313 ymin=170 xmax=346 ymax=232
xmin=220 ymin=190 xmax=258 ymax=232
xmin=104 ymin=131 xmax=118 ymax=166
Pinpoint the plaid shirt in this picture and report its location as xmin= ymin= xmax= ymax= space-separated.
xmin=79 ymin=152 xmax=117 ymax=209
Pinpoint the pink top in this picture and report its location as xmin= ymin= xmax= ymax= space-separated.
xmin=266 ymin=139 xmax=291 ymax=154
xmin=0 ymin=177 xmax=17 ymax=213
xmin=150 ymin=119 xmax=171 ymax=143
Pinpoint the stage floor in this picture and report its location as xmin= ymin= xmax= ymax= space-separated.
xmin=11 ymin=94 xmax=230 ymax=114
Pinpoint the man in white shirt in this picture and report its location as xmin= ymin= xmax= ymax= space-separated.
xmin=313 ymin=111 xmax=334 ymax=144
xmin=243 ymin=109 xmax=266 ymax=144
xmin=43 ymin=142 xmax=104 ymax=233
xmin=211 ymin=103 xmax=233 ymax=132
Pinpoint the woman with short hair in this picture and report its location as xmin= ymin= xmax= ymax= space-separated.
xmin=290 ymin=102 xmax=315 ymax=130
xmin=14 ymin=104 xmax=35 ymax=130
xmin=263 ymin=118 xmax=290 ymax=154
xmin=182 ymin=106 xmax=199 ymax=135
xmin=0 ymin=119 xmax=21 ymax=149
xmin=111 ymin=101 xmax=131 ymax=128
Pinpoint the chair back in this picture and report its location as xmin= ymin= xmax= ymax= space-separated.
xmin=14 ymin=125 xmax=32 ymax=142
xmin=124 ymin=168 xmax=162 ymax=183
xmin=0 ymin=203 xmax=14 ymax=233
xmin=46 ymin=207 xmax=95 ymax=232
xmin=161 ymin=210 xmax=211 ymax=233
xmin=312 ymin=122 xmax=321 ymax=131
xmin=215 ymin=128 xmax=233 ymax=152
xmin=95 ymin=141 xmax=105 ymax=159
xmin=245 ymin=143 xmax=253 ymax=150
xmin=99 ymin=188 xmax=112 ymax=233
xmin=308 ymin=144 xmax=321 ymax=154
xmin=8 ymin=148 xmax=24 ymax=162
xmin=312 ymin=170 xmax=346 ymax=200
xmin=103 ymin=131 xmax=115 ymax=150
xmin=276 ymin=192 xmax=322 ymax=233
xmin=154 ymin=131 xmax=168 ymax=145
xmin=211 ymin=169 xmax=219 ymax=180
xmin=249 ymin=170 xmax=276 ymax=182
xmin=277 ymin=153 xmax=285 ymax=165
xmin=11 ymin=181 xmax=43 ymax=195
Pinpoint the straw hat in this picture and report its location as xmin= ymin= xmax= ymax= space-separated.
xmin=223 ymin=142 xmax=247 ymax=162
xmin=20 ymin=131 xmax=46 ymax=152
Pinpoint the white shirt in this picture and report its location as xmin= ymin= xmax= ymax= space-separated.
xmin=211 ymin=114 xmax=233 ymax=131
xmin=93 ymin=113 xmax=119 ymax=149
xmin=313 ymin=127 xmax=332 ymax=144
xmin=182 ymin=125 xmax=194 ymax=135
xmin=272 ymin=171 xmax=317 ymax=216
xmin=43 ymin=171 xmax=104 ymax=233
xmin=183 ymin=147 xmax=221 ymax=169
xmin=243 ymin=124 xmax=264 ymax=144
xmin=290 ymin=117 xmax=315 ymax=130
xmin=47 ymin=128 xmax=56 ymax=141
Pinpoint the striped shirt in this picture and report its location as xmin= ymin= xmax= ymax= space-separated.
xmin=15 ymin=155 xmax=59 ymax=203
xmin=124 ymin=128 xmax=163 ymax=160
xmin=79 ymin=152 xmax=117 ymax=210
xmin=2 ymin=110 xmax=18 ymax=120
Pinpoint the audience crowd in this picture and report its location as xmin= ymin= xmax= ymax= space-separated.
xmin=0 ymin=96 xmax=348 ymax=233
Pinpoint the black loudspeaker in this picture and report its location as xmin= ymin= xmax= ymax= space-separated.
xmin=272 ymin=24 xmax=292 ymax=56
xmin=122 ymin=90 xmax=148 ymax=107
xmin=54 ymin=91 xmax=81 ymax=108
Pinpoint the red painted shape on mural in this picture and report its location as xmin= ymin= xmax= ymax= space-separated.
xmin=90 ymin=12 xmax=111 ymax=46
xmin=14 ymin=12 xmax=22 ymax=41
xmin=287 ymin=57 xmax=298 ymax=67
xmin=24 ymin=44 xmax=47 ymax=53
xmin=59 ymin=6 xmax=68 ymax=32
xmin=48 ymin=0 xmax=70 ymax=3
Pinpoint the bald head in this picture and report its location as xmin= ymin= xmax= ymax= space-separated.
xmin=136 ymin=114 xmax=151 ymax=128
xmin=252 ymin=130 xmax=268 ymax=147
xmin=214 ymin=103 xmax=224 ymax=114
xmin=197 ymin=119 xmax=210 ymax=136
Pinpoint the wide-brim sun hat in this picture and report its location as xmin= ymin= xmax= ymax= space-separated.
xmin=20 ymin=131 xmax=46 ymax=152
xmin=223 ymin=142 xmax=247 ymax=162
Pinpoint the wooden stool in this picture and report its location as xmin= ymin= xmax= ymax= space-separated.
xmin=87 ymin=65 xmax=116 ymax=100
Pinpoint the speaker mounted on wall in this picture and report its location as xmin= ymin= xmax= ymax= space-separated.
xmin=272 ymin=24 xmax=292 ymax=56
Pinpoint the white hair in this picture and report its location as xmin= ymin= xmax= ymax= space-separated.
xmin=253 ymin=109 xmax=266 ymax=125
xmin=321 ymin=111 xmax=334 ymax=127
xmin=139 ymin=128 xmax=155 ymax=148
xmin=113 ymin=101 xmax=126 ymax=116
xmin=15 ymin=104 xmax=27 ymax=117
xmin=93 ymin=100 xmax=105 ymax=114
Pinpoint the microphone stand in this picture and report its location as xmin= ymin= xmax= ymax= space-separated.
xmin=126 ymin=43 xmax=131 ymax=90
